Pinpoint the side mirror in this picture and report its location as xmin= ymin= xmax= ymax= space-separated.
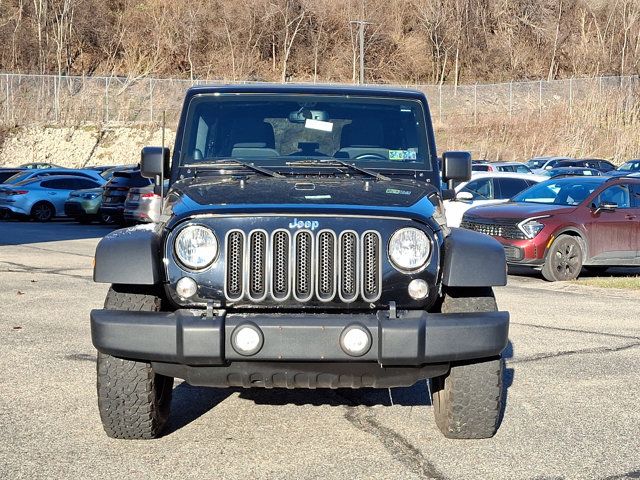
xmin=456 ymin=191 xmax=474 ymax=202
xmin=442 ymin=151 xmax=472 ymax=187
xmin=140 ymin=146 xmax=170 ymax=180
xmin=593 ymin=201 xmax=617 ymax=214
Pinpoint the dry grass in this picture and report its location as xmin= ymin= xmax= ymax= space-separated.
xmin=576 ymin=277 xmax=640 ymax=290
xmin=436 ymin=86 xmax=640 ymax=163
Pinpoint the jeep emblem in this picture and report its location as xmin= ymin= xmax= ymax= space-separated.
xmin=289 ymin=218 xmax=319 ymax=231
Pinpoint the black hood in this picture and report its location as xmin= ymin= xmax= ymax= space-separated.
xmin=170 ymin=176 xmax=437 ymax=208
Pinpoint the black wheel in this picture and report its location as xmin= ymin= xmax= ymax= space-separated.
xmin=430 ymin=287 xmax=504 ymax=439
xmin=584 ymin=266 xmax=608 ymax=275
xmin=30 ymin=201 xmax=55 ymax=222
xmin=0 ymin=209 xmax=11 ymax=221
xmin=96 ymin=285 xmax=173 ymax=439
xmin=541 ymin=235 xmax=583 ymax=282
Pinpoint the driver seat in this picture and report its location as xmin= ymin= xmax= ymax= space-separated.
xmin=336 ymin=120 xmax=386 ymax=159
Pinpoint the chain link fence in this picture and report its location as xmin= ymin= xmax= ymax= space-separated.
xmin=1 ymin=73 xmax=638 ymax=127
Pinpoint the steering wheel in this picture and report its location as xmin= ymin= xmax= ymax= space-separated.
xmin=354 ymin=153 xmax=387 ymax=161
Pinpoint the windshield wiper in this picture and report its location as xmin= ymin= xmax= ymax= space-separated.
xmin=184 ymin=160 xmax=283 ymax=178
xmin=286 ymin=159 xmax=390 ymax=181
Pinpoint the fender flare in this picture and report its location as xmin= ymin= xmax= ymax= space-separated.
xmin=93 ymin=226 xmax=163 ymax=285
xmin=441 ymin=227 xmax=507 ymax=287
xmin=548 ymin=227 xmax=589 ymax=260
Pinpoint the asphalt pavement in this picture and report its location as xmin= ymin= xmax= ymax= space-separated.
xmin=0 ymin=220 xmax=638 ymax=480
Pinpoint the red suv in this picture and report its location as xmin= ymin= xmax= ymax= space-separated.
xmin=460 ymin=176 xmax=640 ymax=281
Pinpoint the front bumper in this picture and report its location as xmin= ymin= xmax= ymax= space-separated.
xmin=65 ymin=199 xmax=100 ymax=216
xmin=91 ymin=309 xmax=509 ymax=367
xmin=493 ymin=236 xmax=547 ymax=266
xmin=99 ymin=205 xmax=124 ymax=217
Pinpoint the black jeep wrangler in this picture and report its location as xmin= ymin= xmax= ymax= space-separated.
xmin=91 ymin=84 xmax=509 ymax=440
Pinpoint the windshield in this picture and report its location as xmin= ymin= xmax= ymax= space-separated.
xmin=512 ymin=178 xmax=604 ymax=205
xmin=180 ymin=94 xmax=431 ymax=171
xmin=618 ymin=160 xmax=640 ymax=172
xmin=526 ymin=159 xmax=547 ymax=168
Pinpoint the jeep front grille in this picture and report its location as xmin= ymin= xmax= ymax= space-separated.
xmin=224 ymin=229 xmax=381 ymax=303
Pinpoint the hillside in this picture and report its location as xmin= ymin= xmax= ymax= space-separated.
xmin=1 ymin=0 xmax=638 ymax=85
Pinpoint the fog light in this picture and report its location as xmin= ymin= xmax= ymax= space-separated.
xmin=340 ymin=325 xmax=372 ymax=357
xmin=231 ymin=324 xmax=263 ymax=356
xmin=175 ymin=277 xmax=197 ymax=298
xmin=408 ymin=279 xmax=429 ymax=300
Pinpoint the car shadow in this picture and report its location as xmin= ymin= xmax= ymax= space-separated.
xmin=0 ymin=218 xmax=119 ymax=246
xmin=508 ymin=265 xmax=640 ymax=280
xmin=165 ymin=340 xmax=515 ymax=435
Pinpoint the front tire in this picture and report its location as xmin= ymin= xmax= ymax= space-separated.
xmin=431 ymin=287 xmax=504 ymax=439
xmin=541 ymin=235 xmax=583 ymax=282
xmin=96 ymin=285 xmax=173 ymax=439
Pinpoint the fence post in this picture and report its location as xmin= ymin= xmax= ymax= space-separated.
xmin=54 ymin=76 xmax=59 ymax=122
xmin=474 ymin=83 xmax=477 ymax=126
xmin=438 ymin=84 xmax=442 ymax=123
xmin=104 ymin=77 xmax=109 ymax=124
xmin=149 ymin=78 xmax=154 ymax=124
xmin=509 ymin=81 xmax=513 ymax=117
xmin=539 ymin=80 xmax=543 ymax=118
xmin=569 ymin=77 xmax=573 ymax=116
xmin=4 ymin=74 xmax=9 ymax=124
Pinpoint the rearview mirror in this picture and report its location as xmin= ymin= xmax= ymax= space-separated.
xmin=442 ymin=151 xmax=472 ymax=187
xmin=140 ymin=146 xmax=170 ymax=180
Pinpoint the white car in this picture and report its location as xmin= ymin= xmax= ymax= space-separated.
xmin=444 ymin=172 xmax=547 ymax=227
xmin=526 ymin=156 xmax=573 ymax=174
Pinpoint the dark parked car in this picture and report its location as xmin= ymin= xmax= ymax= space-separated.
xmin=90 ymin=84 xmax=509 ymax=441
xmin=541 ymin=167 xmax=602 ymax=178
xmin=19 ymin=162 xmax=64 ymax=169
xmin=554 ymin=159 xmax=617 ymax=173
xmin=461 ymin=176 xmax=640 ymax=281
xmin=607 ymin=159 xmax=640 ymax=177
xmin=87 ymin=165 xmax=117 ymax=172
xmin=99 ymin=169 xmax=153 ymax=224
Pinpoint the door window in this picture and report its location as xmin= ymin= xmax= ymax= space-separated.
xmin=460 ymin=178 xmax=494 ymax=200
xmin=597 ymin=184 xmax=632 ymax=208
xmin=40 ymin=178 xmax=78 ymax=190
xmin=497 ymin=178 xmax=530 ymax=199
xmin=630 ymin=184 xmax=640 ymax=208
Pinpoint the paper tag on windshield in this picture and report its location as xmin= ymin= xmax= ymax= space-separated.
xmin=305 ymin=118 xmax=333 ymax=132
xmin=389 ymin=149 xmax=417 ymax=161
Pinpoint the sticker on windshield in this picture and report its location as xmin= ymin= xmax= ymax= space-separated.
xmin=389 ymin=149 xmax=417 ymax=161
xmin=305 ymin=118 xmax=333 ymax=132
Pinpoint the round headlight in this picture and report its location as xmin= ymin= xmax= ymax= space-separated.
xmin=388 ymin=227 xmax=431 ymax=272
xmin=174 ymin=225 xmax=218 ymax=270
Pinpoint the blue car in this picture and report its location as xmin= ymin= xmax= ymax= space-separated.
xmin=0 ymin=175 xmax=104 ymax=221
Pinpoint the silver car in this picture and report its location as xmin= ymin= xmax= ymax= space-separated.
xmin=123 ymin=184 xmax=163 ymax=224
xmin=0 ymin=175 xmax=104 ymax=221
